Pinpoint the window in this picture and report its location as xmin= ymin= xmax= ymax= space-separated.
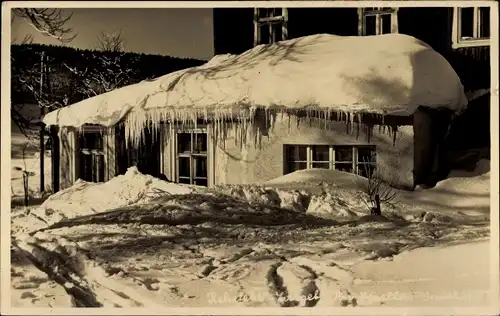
xmin=452 ymin=7 xmax=490 ymax=48
xmin=78 ymin=127 xmax=105 ymax=183
xmin=284 ymin=144 xmax=376 ymax=178
xmin=358 ymin=7 xmax=398 ymax=36
xmin=176 ymin=129 xmax=208 ymax=186
xmin=254 ymin=7 xmax=288 ymax=46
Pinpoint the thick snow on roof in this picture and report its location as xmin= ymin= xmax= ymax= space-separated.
xmin=43 ymin=33 xmax=467 ymax=128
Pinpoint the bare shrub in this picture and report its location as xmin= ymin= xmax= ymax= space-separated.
xmin=356 ymin=159 xmax=399 ymax=216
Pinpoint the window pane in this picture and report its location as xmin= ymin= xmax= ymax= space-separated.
xmin=335 ymin=146 xmax=353 ymax=162
xmin=381 ymin=14 xmax=391 ymax=34
xmin=285 ymin=145 xmax=307 ymax=161
xmin=358 ymin=164 xmax=376 ymax=178
xmin=358 ymin=147 xmax=376 ymax=163
xmin=480 ymin=7 xmax=490 ymax=38
xmin=80 ymin=132 xmax=103 ymax=150
xmin=80 ymin=153 xmax=93 ymax=182
xmin=94 ymin=154 xmax=105 ymax=182
xmin=312 ymin=146 xmax=329 ymax=162
xmin=364 ymin=15 xmax=377 ymax=35
xmin=177 ymin=133 xmax=191 ymax=153
xmin=194 ymin=157 xmax=207 ymax=178
xmin=194 ymin=178 xmax=208 ymax=187
xmin=193 ymin=133 xmax=207 ymax=152
xmin=312 ymin=162 xmax=330 ymax=169
xmin=286 ymin=162 xmax=307 ymax=174
xmin=335 ymin=163 xmax=353 ymax=173
xmin=178 ymin=157 xmax=191 ymax=177
xmin=460 ymin=7 xmax=474 ymax=38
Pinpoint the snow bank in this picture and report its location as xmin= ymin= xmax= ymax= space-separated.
xmin=411 ymin=159 xmax=490 ymax=216
xmin=265 ymin=168 xmax=365 ymax=188
xmin=215 ymin=184 xmax=310 ymax=213
xmin=43 ymin=33 xmax=466 ymax=132
xmin=30 ymin=167 xmax=203 ymax=226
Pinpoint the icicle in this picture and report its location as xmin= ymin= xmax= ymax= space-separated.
xmin=345 ymin=113 xmax=350 ymax=135
xmin=356 ymin=120 xmax=360 ymax=140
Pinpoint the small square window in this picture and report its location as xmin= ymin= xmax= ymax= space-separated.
xmin=479 ymin=7 xmax=490 ymax=38
xmin=460 ymin=7 xmax=474 ymax=38
xmin=177 ymin=133 xmax=192 ymax=153
xmin=335 ymin=146 xmax=353 ymax=162
xmin=286 ymin=145 xmax=307 ymax=161
xmin=358 ymin=147 xmax=376 ymax=164
xmin=311 ymin=146 xmax=329 ymax=162
xmin=193 ymin=133 xmax=207 ymax=153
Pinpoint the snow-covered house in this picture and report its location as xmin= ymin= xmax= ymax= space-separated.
xmin=42 ymin=33 xmax=467 ymax=192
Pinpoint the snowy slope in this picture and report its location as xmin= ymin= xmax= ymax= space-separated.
xmin=10 ymin=161 xmax=491 ymax=309
xmin=42 ymin=33 xmax=467 ymax=129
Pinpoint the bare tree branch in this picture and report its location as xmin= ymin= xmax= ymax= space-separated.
xmin=95 ymin=30 xmax=125 ymax=52
xmin=12 ymin=33 xmax=34 ymax=45
xmin=12 ymin=8 xmax=77 ymax=43
xmin=355 ymin=158 xmax=399 ymax=215
xmin=63 ymin=53 xmax=135 ymax=98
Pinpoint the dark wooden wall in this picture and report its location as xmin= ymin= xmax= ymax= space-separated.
xmin=398 ymin=7 xmax=490 ymax=92
xmin=213 ymin=8 xmax=358 ymax=55
xmin=213 ymin=7 xmax=490 ymax=91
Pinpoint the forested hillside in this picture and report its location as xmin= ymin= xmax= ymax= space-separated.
xmin=11 ymin=43 xmax=206 ymax=132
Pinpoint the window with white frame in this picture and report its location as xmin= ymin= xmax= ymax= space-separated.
xmin=284 ymin=144 xmax=377 ymax=178
xmin=176 ymin=129 xmax=208 ymax=186
xmin=452 ymin=7 xmax=490 ymax=48
xmin=358 ymin=7 xmax=399 ymax=36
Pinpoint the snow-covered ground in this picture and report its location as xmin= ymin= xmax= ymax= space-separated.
xmin=9 ymin=154 xmax=492 ymax=309
xmin=11 ymin=104 xmax=52 ymax=206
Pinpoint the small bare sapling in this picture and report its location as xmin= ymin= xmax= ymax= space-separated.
xmin=356 ymin=159 xmax=398 ymax=216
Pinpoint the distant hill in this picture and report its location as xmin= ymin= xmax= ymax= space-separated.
xmin=11 ymin=44 xmax=207 ymax=106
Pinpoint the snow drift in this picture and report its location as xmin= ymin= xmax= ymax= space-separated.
xmin=43 ymin=34 xmax=467 ymax=134
xmin=29 ymin=167 xmax=204 ymax=226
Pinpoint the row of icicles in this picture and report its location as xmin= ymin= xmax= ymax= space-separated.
xmin=118 ymin=107 xmax=401 ymax=149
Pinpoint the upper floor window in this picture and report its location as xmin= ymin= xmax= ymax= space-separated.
xmin=358 ymin=7 xmax=399 ymax=36
xmin=452 ymin=7 xmax=490 ymax=48
xmin=253 ymin=7 xmax=289 ymax=46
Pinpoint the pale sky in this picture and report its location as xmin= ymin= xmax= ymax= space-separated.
xmin=11 ymin=8 xmax=215 ymax=60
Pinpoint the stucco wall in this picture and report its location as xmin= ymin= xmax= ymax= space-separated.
xmin=213 ymin=114 xmax=415 ymax=190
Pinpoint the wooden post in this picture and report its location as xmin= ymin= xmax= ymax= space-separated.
xmin=253 ymin=8 xmax=261 ymax=47
xmin=50 ymin=126 xmax=60 ymax=193
xmin=39 ymin=51 xmax=45 ymax=194
xmin=391 ymin=8 xmax=399 ymax=33
xmin=358 ymin=8 xmax=364 ymax=35
xmin=282 ymin=8 xmax=288 ymax=40
xmin=269 ymin=9 xmax=275 ymax=43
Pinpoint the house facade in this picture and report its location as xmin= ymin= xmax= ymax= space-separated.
xmin=56 ymin=112 xmax=416 ymax=191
